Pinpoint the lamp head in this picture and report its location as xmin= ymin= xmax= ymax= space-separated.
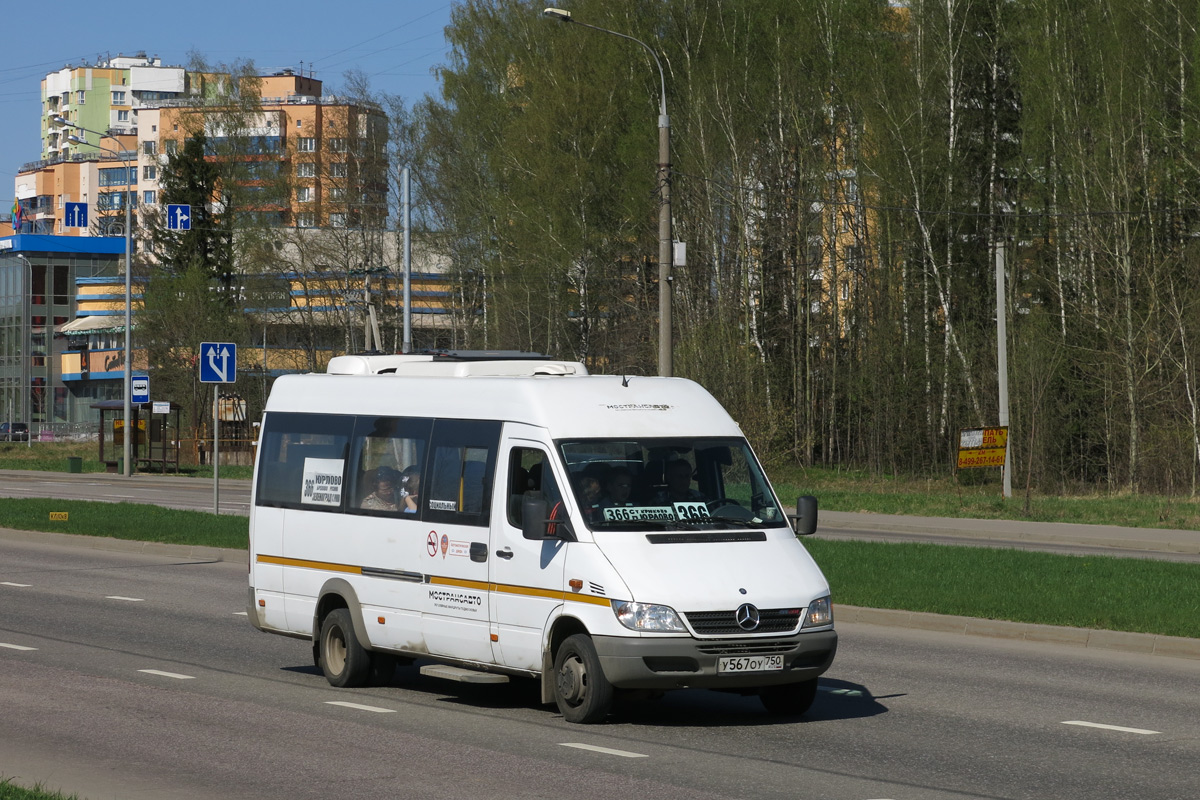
xmin=543 ymin=7 xmax=572 ymax=21
xmin=50 ymin=114 xmax=73 ymax=128
xmin=66 ymin=134 xmax=86 ymax=145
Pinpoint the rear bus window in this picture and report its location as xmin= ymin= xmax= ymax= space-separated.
xmin=256 ymin=412 xmax=354 ymax=510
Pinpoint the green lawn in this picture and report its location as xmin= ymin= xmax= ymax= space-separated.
xmin=0 ymin=498 xmax=247 ymax=550
xmin=805 ymin=538 xmax=1200 ymax=639
xmin=1 ymin=496 xmax=1196 ymax=640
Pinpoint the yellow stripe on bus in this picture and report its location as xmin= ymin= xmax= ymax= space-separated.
xmin=257 ymin=554 xmax=362 ymax=574
xmin=258 ymin=555 xmax=611 ymax=606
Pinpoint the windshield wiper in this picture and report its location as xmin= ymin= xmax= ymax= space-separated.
xmin=704 ymin=515 xmax=765 ymax=528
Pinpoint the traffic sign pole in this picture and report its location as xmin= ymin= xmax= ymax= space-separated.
xmin=213 ymin=391 xmax=220 ymax=514
xmin=198 ymin=342 xmax=236 ymax=514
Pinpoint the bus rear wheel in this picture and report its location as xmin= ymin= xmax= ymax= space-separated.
xmin=320 ymin=608 xmax=370 ymax=688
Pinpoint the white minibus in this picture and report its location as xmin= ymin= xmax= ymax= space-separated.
xmin=248 ymin=352 xmax=836 ymax=723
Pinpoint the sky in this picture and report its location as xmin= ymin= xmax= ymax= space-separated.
xmin=1 ymin=0 xmax=458 ymax=196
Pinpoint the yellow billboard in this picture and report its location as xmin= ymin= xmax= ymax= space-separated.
xmin=957 ymin=427 xmax=1008 ymax=469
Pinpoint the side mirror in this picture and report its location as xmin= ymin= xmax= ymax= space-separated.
xmin=521 ymin=493 xmax=574 ymax=541
xmin=791 ymin=495 xmax=818 ymax=536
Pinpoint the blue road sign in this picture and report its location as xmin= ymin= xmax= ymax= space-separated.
xmin=131 ymin=374 xmax=150 ymax=405
xmin=199 ymin=342 xmax=237 ymax=384
xmin=167 ymin=204 xmax=191 ymax=230
xmin=65 ymin=202 xmax=88 ymax=228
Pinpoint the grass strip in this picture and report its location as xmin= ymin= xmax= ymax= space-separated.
xmin=0 ymin=498 xmax=248 ymax=550
xmin=0 ymin=778 xmax=79 ymax=800
xmin=805 ymin=538 xmax=1200 ymax=639
xmin=2 ymin=498 xmax=1196 ymax=639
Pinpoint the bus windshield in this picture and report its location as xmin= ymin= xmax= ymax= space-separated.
xmin=558 ymin=437 xmax=787 ymax=531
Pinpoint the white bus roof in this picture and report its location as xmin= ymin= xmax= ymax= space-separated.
xmin=264 ymin=367 xmax=743 ymax=439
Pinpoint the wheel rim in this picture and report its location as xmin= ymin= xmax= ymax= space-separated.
xmin=557 ymin=654 xmax=587 ymax=706
xmin=326 ymin=626 xmax=347 ymax=675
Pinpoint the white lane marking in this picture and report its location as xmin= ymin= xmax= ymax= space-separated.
xmin=233 ymin=611 xmax=248 ymax=616
xmin=0 ymin=643 xmax=38 ymax=651
xmin=325 ymin=701 xmax=396 ymax=713
xmin=1 ymin=582 xmax=32 ymax=587
xmin=1062 ymin=720 xmax=1161 ymax=735
xmin=106 ymin=596 xmax=145 ymax=602
xmin=138 ymin=669 xmax=195 ymax=680
xmin=559 ymin=743 xmax=649 ymax=759
xmin=819 ymin=687 xmax=863 ymax=697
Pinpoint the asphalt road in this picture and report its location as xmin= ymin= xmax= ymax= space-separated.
xmin=2 ymin=535 xmax=1197 ymax=800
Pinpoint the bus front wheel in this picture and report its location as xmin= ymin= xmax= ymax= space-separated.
xmin=553 ymin=634 xmax=613 ymax=724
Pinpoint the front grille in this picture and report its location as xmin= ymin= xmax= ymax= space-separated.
xmin=695 ymin=640 xmax=795 ymax=656
xmin=684 ymin=608 xmax=802 ymax=636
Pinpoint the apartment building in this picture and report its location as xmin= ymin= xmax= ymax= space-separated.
xmin=6 ymin=58 xmax=452 ymax=438
xmin=15 ymin=61 xmax=387 ymax=239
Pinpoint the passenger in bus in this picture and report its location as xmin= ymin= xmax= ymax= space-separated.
xmin=401 ymin=466 xmax=421 ymax=513
xmin=360 ymin=466 xmax=400 ymax=511
xmin=577 ymin=474 xmax=602 ymax=522
xmin=653 ymin=459 xmax=705 ymax=504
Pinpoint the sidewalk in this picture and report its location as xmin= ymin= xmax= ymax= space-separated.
xmin=817 ymin=510 xmax=1200 ymax=556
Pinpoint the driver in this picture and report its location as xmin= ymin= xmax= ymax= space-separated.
xmin=598 ymin=467 xmax=635 ymax=510
xmin=654 ymin=459 xmax=705 ymax=504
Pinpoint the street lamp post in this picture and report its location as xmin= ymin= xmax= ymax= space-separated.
xmin=52 ymin=115 xmax=135 ymax=477
xmin=542 ymin=7 xmax=673 ymax=377
xmin=15 ymin=254 xmax=33 ymax=449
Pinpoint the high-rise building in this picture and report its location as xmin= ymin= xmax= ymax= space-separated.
xmin=14 ymin=61 xmax=388 ymax=240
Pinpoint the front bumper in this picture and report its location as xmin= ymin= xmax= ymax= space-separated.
xmin=592 ymin=628 xmax=837 ymax=690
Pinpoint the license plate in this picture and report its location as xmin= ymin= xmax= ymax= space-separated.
xmin=717 ymin=655 xmax=784 ymax=673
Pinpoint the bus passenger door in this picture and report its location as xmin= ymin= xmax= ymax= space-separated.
xmin=420 ymin=419 xmax=501 ymax=664
xmin=489 ymin=431 xmax=568 ymax=671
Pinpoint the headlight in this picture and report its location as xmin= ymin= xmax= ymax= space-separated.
xmin=802 ymin=596 xmax=833 ymax=628
xmin=612 ymin=600 xmax=687 ymax=632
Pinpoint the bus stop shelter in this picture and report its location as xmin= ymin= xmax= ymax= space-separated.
xmin=91 ymin=399 xmax=183 ymax=473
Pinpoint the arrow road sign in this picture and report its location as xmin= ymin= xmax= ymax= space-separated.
xmin=65 ymin=202 xmax=88 ymax=228
xmin=199 ymin=342 xmax=237 ymax=384
xmin=167 ymin=204 xmax=191 ymax=230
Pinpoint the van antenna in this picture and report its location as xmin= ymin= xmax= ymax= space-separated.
xmin=622 ymin=375 xmax=630 ymax=387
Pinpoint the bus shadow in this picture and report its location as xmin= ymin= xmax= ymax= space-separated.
xmin=282 ymin=661 xmax=891 ymax=727
xmin=608 ymin=677 xmax=892 ymax=728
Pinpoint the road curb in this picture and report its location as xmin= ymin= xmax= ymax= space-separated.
xmin=836 ymin=604 xmax=1200 ymax=661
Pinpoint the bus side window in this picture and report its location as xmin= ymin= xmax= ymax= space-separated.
xmin=506 ymin=447 xmax=561 ymax=528
xmin=345 ymin=416 xmax=431 ymax=517
xmin=255 ymin=412 xmax=353 ymax=510
xmin=424 ymin=420 xmax=500 ymax=527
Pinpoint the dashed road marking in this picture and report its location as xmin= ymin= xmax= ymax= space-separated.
xmin=0 ymin=643 xmax=38 ymax=651
xmin=138 ymin=669 xmax=195 ymax=680
xmin=325 ymin=701 xmax=396 ymax=713
xmin=1062 ymin=720 xmax=1160 ymax=735
xmin=819 ymin=686 xmax=864 ymax=697
xmin=106 ymin=596 xmax=145 ymax=602
xmin=1 ymin=582 xmax=31 ymax=587
xmin=559 ymin=743 xmax=649 ymax=758
xmin=233 ymin=611 xmax=248 ymax=616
